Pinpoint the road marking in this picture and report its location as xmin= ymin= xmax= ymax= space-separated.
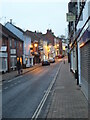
xmin=31 ymin=62 xmax=62 ymax=119
xmin=8 ymin=75 xmax=23 ymax=83
xmin=8 ymin=80 xmax=12 ymax=82
xmin=4 ymin=87 xmax=8 ymax=90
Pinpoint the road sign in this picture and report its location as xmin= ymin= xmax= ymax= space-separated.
xmin=66 ymin=13 xmax=76 ymax=22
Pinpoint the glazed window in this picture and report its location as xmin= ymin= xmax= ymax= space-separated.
xmin=14 ymin=40 xmax=16 ymax=48
xmin=10 ymin=38 xmax=12 ymax=47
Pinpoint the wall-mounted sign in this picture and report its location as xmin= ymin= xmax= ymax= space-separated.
xmin=10 ymin=49 xmax=16 ymax=54
xmin=66 ymin=13 xmax=76 ymax=22
xmin=0 ymin=46 xmax=7 ymax=52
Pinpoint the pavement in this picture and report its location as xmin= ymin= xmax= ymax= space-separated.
xmin=45 ymin=58 xmax=88 ymax=119
xmin=1 ymin=63 xmax=41 ymax=82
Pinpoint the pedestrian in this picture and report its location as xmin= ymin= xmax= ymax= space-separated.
xmin=16 ymin=59 xmax=21 ymax=75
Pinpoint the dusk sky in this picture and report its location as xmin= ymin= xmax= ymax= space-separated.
xmin=0 ymin=0 xmax=69 ymax=37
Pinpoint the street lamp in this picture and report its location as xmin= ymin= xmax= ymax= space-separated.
xmin=57 ymin=44 xmax=59 ymax=47
xmin=34 ymin=43 xmax=38 ymax=47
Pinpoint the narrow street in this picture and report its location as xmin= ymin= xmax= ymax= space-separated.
xmin=0 ymin=0 xmax=89 ymax=119
xmin=2 ymin=61 xmax=61 ymax=118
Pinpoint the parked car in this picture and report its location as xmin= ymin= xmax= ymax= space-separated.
xmin=42 ymin=60 xmax=50 ymax=66
xmin=49 ymin=58 xmax=55 ymax=63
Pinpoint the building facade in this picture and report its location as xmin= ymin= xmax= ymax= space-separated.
xmin=68 ymin=0 xmax=90 ymax=99
xmin=76 ymin=0 xmax=90 ymax=99
xmin=0 ymin=23 xmax=23 ymax=72
xmin=5 ymin=22 xmax=33 ymax=68
xmin=45 ymin=29 xmax=62 ymax=58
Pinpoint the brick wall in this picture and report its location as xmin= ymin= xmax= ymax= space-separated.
xmin=45 ymin=30 xmax=54 ymax=45
xmin=17 ymin=40 xmax=23 ymax=57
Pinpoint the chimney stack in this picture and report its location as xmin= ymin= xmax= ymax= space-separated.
xmin=10 ymin=19 xmax=12 ymax=24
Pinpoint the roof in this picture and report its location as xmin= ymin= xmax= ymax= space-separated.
xmin=25 ymin=30 xmax=37 ymax=41
xmin=25 ymin=30 xmax=49 ymax=43
xmin=0 ymin=23 xmax=23 ymax=42
xmin=45 ymin=29 xmax=56 ymax=38
xmin=5 ymin=22 xmax=24 ymax=33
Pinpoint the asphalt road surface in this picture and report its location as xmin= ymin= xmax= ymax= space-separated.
xmin=2 ymin=61 xmax=61 ymax=119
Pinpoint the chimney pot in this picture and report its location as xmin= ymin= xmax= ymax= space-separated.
xmin=10 ymin=19 xmax=12 ymax=24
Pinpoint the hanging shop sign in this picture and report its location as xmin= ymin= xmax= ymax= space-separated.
xmin=66 ymin=13 xmax=76 ymax=22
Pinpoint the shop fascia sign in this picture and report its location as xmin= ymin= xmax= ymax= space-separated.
xmin=66 ymin=13 xmax=76 ymax=22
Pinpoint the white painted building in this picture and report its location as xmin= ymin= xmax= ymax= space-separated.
xmin=0 ymin=46 xmax=8 ymax=72
xmin=48 ymin=44 xmax=56 ymax=59
xmin=5 ymin=22 xmax=33 ymax=67
xmin=23 ymin=33 xmax=34 ymax=67
xmin=62 ymin=42 xmax=68 ymax=56
xmin=39 ymin=39 xmax=48 ymax=61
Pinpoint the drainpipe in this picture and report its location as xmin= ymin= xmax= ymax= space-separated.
xmin=76 ymin=42 xmax=79 ymax=85
xmin=76 ymin=0 xmax=80 ymax=85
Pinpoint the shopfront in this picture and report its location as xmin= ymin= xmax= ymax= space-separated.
xmin=76 ymin=0 xmax=90 ymax=99
xmin=0 ymin=46 xmax=8 ymax=72
xmin=10 ymin=49 xmax=17 ymax=70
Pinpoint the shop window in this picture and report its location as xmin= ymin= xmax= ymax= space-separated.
xmin=20 ymin=57 xmax=22 ymax=65
xmin=2 ymin=58 xmax=7 ymax=69
xmin=17 ymin=57 xmax=22 ymax=65
xmin=10 ymin=57 xmax=17 ymax=68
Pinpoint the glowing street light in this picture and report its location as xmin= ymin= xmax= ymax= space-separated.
xmin=63 ymin=46 xmax=65 ymax=50
xmin=57 ymin=44 xmax=59 ymax=47
xmin=30 ymin=44 xmax=33 ymax=48
xmin=34 ymin=43 xmax=38 ymax=47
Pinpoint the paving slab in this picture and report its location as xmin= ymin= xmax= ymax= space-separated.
xmin=46 ymin=59 xmax=88 ymax=119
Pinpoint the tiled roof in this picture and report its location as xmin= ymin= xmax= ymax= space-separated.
xmin=25 ymin=30 xmax=50 ymax=43
xmin=0 ymin=23 xmax=23 ymax=41
xmin=5 ymin=22 xmax=25 ymax=33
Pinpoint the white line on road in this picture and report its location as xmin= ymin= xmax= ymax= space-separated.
xmin=31 ymin=62 xmax=62 ymax=119
xmin=4 ymin=87 xmax=8 ymax=90
xmin=8 ymin=75 xmax=23 ymax=83
xmin=8 ymin=80 xmax=13 ymax=82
